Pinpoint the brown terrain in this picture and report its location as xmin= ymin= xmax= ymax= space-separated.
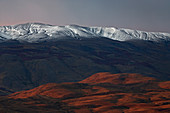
xmin=0 ymin=72 xmax=170 ymax=113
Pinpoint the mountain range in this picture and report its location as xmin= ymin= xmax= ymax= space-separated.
xmin=0 ymin=23 xmax=170 ymax=42
xmin=0 ymin=23 xmax=169 ymax=93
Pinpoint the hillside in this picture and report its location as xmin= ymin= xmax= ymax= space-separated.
xmin=0 ymin=38 xmax=170 ymax=92
xmin=0 ymin=72 xmax=169 ymax=113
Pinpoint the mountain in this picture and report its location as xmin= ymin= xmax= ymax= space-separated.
xmin=0 ymin=23 xmax=170 ymax=92
xmin=0 ymin=72 xmax=169 ymax=113
xmin=0 ymin=23 xmax=170 ymax=42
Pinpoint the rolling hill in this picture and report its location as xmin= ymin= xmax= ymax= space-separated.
xmin=0 ymin=72 xmax=169 ymax=113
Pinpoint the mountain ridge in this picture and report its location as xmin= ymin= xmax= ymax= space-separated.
xmin=0 ymin=23 xmax=170 ymax=42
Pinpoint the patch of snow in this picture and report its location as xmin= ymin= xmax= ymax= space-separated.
xmin=0 ymin=23 xmax=170 ymax=42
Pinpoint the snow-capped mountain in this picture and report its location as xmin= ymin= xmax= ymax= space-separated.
xmin=0 ymin=23 xmax=170 ymax=42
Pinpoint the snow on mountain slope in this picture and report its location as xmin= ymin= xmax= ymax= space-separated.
xmin=0 ymin=23 xmax=170 ymax=42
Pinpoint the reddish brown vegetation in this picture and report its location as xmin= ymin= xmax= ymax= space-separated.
xmin=159 ymin=81 xmax=170 ymax=89
xmin=10 ymin=83 xmax=75 ymax=99
xmin=2 ymin=73 xmax=170 ymax=113
xmin=79 ymin=72 xmax=156 ymax=84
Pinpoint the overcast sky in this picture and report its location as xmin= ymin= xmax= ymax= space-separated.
xmin=0 ymin=0 xmax=170 ymax=33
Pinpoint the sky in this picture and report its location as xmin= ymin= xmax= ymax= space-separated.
xmin=0 ymin=0 xmax=170 ymax=33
